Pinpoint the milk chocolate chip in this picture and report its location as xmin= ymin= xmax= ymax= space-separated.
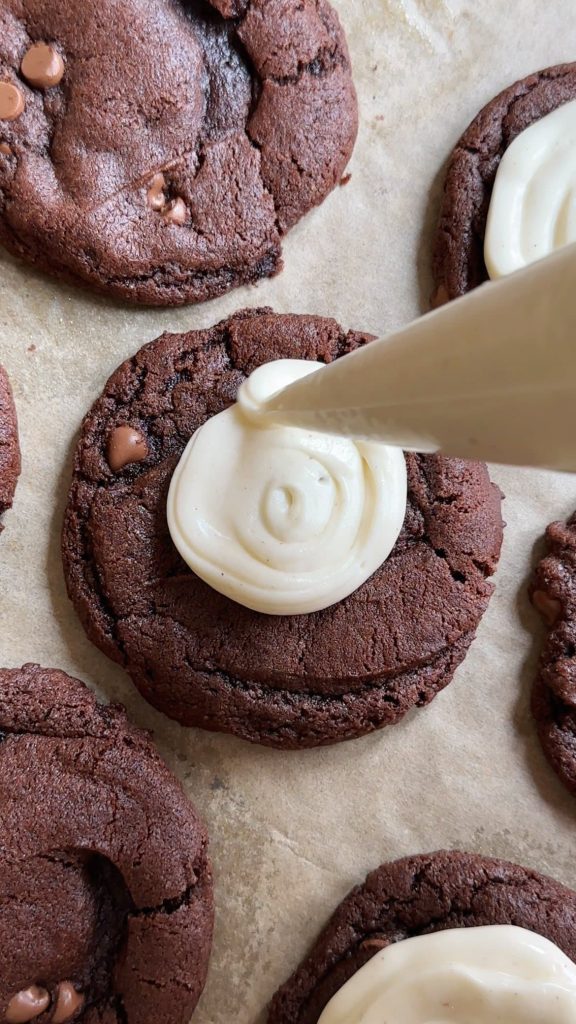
xmin=359 ymin=937 xmax=389 ymax=952
xmin=51 ymin=983 xmax=84 ymax=1024
xmin=532 ymin=589 xmax=562 ymax=627
xmin=163 ymin=197 xmax=189 ymax=225
xmin=5 ymin=987 xmax=50 ymax=1024
xmin=147 ymin=173 xmax=167 ymax=211
xmin=21 ymin=43 xmax=65 ymax=90
xmin=107 ymin=425 xmax=148 ymax=472
xmin=0 ymin=82 xmax=25 ymax=122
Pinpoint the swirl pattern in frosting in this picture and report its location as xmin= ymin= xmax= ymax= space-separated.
xmin=485 ymin=98 xmax=576 ymax=278
xmin=318 ymin=925 xmax=576 ymax=1024
xmin=167 ymin=359 xmax=407 ymax=615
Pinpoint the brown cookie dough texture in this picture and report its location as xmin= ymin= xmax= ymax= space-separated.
xmin=530 ymin=513 xmax=576 ymax=797
xmin=0 ymin=0 xmax=357 ymax=306
xmin=268 ymin=850 xmax=576 ymax=1024
xmin=0 ymin=365 xmax=20 ymax=530
xmin=62 ymin=309 xmax=504 ymax=749
xmin=432 ymin=63 xmax=576 ymax=304
xmin=0 ymin=664 xmax=214 ymax=1024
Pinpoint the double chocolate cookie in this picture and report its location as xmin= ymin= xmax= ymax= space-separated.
xmin=62 ymin=309 xmax=504 ymax=749
xmin=0 ymin=0 xmax=357 ymax=306
xmin=0 ymin=364 xmax=19 ymax=531
xmin=0 ymin=663 xmax=213 ymax=1024
xmin=268 ymin=849 xmax=576 ymax=1023
xmin=433 ymin=63 xmax=576 ymax=303
xmin=530 ymin=513 xmax=576 ymax=797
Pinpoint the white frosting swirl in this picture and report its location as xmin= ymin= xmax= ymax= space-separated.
xmin=318 ymin=925 xmax=576 ymax=1024
xmin=485 ymin=98 xmax=576 ymax=278
xmin=167 ymin=359 xmax=407 ymax=615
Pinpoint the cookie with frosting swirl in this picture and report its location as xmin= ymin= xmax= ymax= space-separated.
xmin=269 ymin=850 xmax=576 ymax=1024
xmin=62 ymin=308 xmax=504 ymax=749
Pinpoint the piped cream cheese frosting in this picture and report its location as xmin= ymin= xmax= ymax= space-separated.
xmin=485 ymin=98 xmax=576 ymax=278
xmin=317 ymin=925 xmax=576 ymax=1024
xmin=167 ymin=359 xmax=407 ymax=616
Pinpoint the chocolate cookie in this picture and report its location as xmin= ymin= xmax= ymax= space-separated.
xmin=433 ymin=63 xmax=576 ymax=303
xmin=530 ymin=513 xmax=576 ymax=797
xmin=0 ymin=1 xmax=357 ymax=307
xmin=268 ymin=849 xmax=576 ymax=1023
xmin=0 ymin=663 xmax=213 ymax=1024
xmin=62 ymin=309 xmax=504 ymax=749
xmin=0 ymin=364 xmax=20 ymax=531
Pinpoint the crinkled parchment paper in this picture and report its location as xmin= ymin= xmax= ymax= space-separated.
xmin=1 ymin=2 xmax=575 ymax=1021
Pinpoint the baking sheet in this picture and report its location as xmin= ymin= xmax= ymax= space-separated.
xmin=1 ymin=1 xmax=575 ymax=1020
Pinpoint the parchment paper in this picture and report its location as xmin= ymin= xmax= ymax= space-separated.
xmin=1 ymin=2 xmax=575 ymax=1020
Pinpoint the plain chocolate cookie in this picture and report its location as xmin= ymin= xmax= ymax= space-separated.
xmin=0 ymin=0 xmax=357 ymax=307
xmin=0 ymin=663 xmax=213 ymax=1024
xmin=530 ymin=513 xmax=576 ymax=797
xmin=433 ymin=63 xmax=576 ymax=304
xmin=0 ymin=364 xmax=20 ymax=530
xmin=268 ymin=849 xmax=576 ymax=1023
xmin=62 ymin=309 xmax=504 ymax=749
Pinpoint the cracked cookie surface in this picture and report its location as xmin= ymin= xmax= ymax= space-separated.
xmin=268 ymin=849 xmax=576 ymax=1023
xmin=530 ymin=512 xmax=576 ymax=797
xmin=0 ymin=0 xmax=357 ymax=307
xmin=432 ymin=63 xmax=576 ymax=304
xmin=62 ymin=308 xmax=504 ymax=749
xmin=0 ymin=663 xmax=213 ymax=1024
xmin=0 ymin=365 xmax=19 ymax=531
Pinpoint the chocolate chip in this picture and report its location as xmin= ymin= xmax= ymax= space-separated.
xmin=21 ymin=43 xmax=65 ymax=90
xmin=0 ymin=82 xmax=25 ymax=122
xmin=51 ymin=983 xmax=84 ymax=1024
xmin=0 ymin=142 xmax=12 ymax=156
xmin=147 ymin=173 xmax=167 ymax=212
xmin=107 ymin=425 xmax=148 ymax=473
xmin=163 ymin=197 xmax=188 ymax=225
xmin=360 ymin=937 xmax=389 ymax=951
xmin=532 ymin=589 xmax=562 ymax=627
xmin=5 ymin=986 xmax=50 ymax=1024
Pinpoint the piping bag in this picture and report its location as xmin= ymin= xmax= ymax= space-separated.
xmin=260 ymin=243 xmax=576 ymax=472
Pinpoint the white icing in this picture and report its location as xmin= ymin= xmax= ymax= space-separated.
xmin=167 ymin=359 xmax=407 ymax=615
xmin=485 ymin=98 xmax=576 ymax=278
xmin=318 ymin=925 xmax=576 ymax=1024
